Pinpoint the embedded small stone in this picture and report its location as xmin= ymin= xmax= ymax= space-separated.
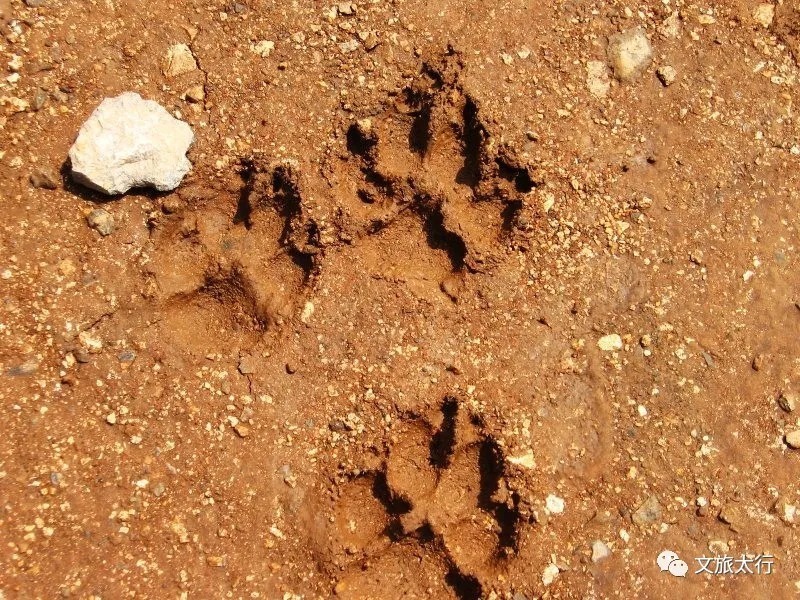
xmin=87 ymin=209 xmax=114 ymax=236
xmin=163 ymin=43 xmax=197 ymax=77
xmin=786 ymin=430 xmax=800 ymax=449
xmin=656 ymin=65 xmax=677 ymax=86
xmin=598 ymin=334 xmax=623 ymax=351
xmin=607 ymin=28 xmax=653 ymax=81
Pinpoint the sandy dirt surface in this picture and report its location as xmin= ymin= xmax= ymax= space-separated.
xmin=1 ymin=0 xmax=800 ymax=598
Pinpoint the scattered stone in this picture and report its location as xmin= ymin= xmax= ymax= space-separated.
xmin=545 ymin=494 xmax=565 ymax=515
xmin=339 ymin=39 xmax=360 ymax=53
xmin=7 ymin=54 xmax=22 ymax=72
xmin=152 ymin=482 xmax=166 ymax=497
xmin=301 ymin=301 xmax=315 ymax=323
xmin=598 ymin=333 xmax=623 ymax=351
xmin=701 ymin=351 xmax=715 ymax=368
xmin=708 ymin=540 xmax=729 ymax=554
xmin=774 ymin=498 xmax=797 ymax=525
xmin=507 ymin=451 xmax=535 ymax=469
xmin=206 ymin=556 xmax=226 ymax=568
xmin=718 ymin=504 xmax=742 ymax=532
xmin=183 ymin=84 xmax=205 ymax=103
xmin=285 ymin=362 xmax=297 ymax=374
xmin=753 ymin=4 xmax=774 ymax=28
xmin=607 ymin=27 xmax=653 ymax=81
xmin=752 ymin=353 xmax=764 ymax=371
xmin=656 ymin=65 xmax=677 ymax=86
xmin=0 ymin=96 xmax=30 ymax=113
xmin=23 ymin=0 xmax=45 ymax=7
xmin=778 ymin=391 xmax=797 ymax=413
xmin=78 ymin=331 xmax=103 ymax=354
xmin=86 ymin=209 xmax=114 ymax=236
xmin=251 ymin=40 xmax=275 ymax=57
xmin=785 ymin=430 xmax=800 ymax=449
xmin=233 ymin=423 xmax=251 ymax=438
xmin=542 ymin=563 xmax=560 ymax=586
xmin=161 ymin=196 xmax=185 ymax=214
xmin=238 ymin=355 xmax=257 ymax=375
xmin=6 ymin=361 xmax=39 ymax=376
xmin=279 ymin=465 xmax=297 ymax=487
xmin=105 ymin=412 xmax=117 ymax=425
xmin=32 ymin=88 xmax=48 ymax=111
xmin=632 ymin=495 xmax=662 ymax=526
xmin=359 ymin=30 xmax=379 ymax=51
xmin=29 ymin=167 xmax=59 ymax=189
xmin=118 ymin=349 xmax=136 ymax=363
xmin=440 ymin=274 xmax=462 ymax=301
xmin=68 ymin=92 xmax=194 ymax=195
xmin=162 ymin=43 xmax=197 ymax=77
xmin=338 ymin=1 xmax=356 ymax=15
xmin=73 ymin=348 xmax=91 ymax=364
xmin=586 ymin=60 xmax=610 ymax=98
xmin=591 ymin=540 xmax=611 ymax=563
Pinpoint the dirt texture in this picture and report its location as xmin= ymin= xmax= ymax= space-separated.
xmin=1 ymin=0 xmax=800 ymax=599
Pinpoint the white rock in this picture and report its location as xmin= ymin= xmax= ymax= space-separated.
xmin=68 ymin=92 xmax=194 ymax=195
xmin=545 ymin=494 xmax=565 ymax=515
xmin=542 ymin=563 xmax=560 ymax=586
xmin=251 ymin=40 xmax=275 ymax=57
xmin=507 ymin=451 xmax=535 ymax=469
xmin=598 ymin=333 xmax=623 ymax=351
xmin=586 ymin=60 xmax=610 ymax=98
xmin=659 ymin=12 xmax=681 ymax=38
xmin=786 ymin=430 xmax=800 ymax=449
xmin=163 ymin=43 xmax=197 ymax=77
xmin=753 ymin=4 xmax=774 ymax=28
xmin=656 ymin=65 xmax=677 ymax=87
xmin=591 ymin=540 xmax=611 ymax=562
xmin=607 ymin=28 xmax=653 ymax=81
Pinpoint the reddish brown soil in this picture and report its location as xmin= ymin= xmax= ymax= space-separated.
xmin=1 ymin=1 xmax=800 ymax=599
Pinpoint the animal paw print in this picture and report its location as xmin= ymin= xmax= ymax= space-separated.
xmin=330 ymin=398 xmax=525 ymax=600
xmin=144 ymin=160 xmax=324 ymax=355
xmin=324 ymin=49 xmax=541 ymax=292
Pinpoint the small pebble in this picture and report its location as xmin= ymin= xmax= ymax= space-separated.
xmin=778 ymin=392 xmax=797 ymax=413
xmin=591 ymin=540 xmax=611 ymax=563
xmin=6 ymin=361 xmax=39 ymax=376
xmin=656 ymin=65 xmax=677 ymax=86
xmin=238 ymin=355 xmax=257 ymax=375
xmin=785 ymin=430 xmax=800 ymax=449
xmin=598 ymin=333 xmax=623 ymax=351
xmin=542 ymin=563 xmax=560 ymax=586
xmin=118 ymin=349 xmax=136 ymax=363
xmin=632 ymin=495 xmax=662 ymax=526
xmin=32 ymin=88 xmax=48 ymax=111
xmin=87 ymin=209 xmax=114 ymax=236
xmin=183 ymin=85 xmax=205 ymax=103
xmin=163 ymin=43 xmax=197 ymax=77
xmin=30 ymin=168 xmax=60 ymax=190
xmin=545 ymin=494 xmax=565 ymax=515
xmin=607 ymin=27 xmax=653 ymax=81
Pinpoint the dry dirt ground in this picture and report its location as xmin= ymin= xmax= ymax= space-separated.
xmin=1 ymin=0 xmax=800 ymax=598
